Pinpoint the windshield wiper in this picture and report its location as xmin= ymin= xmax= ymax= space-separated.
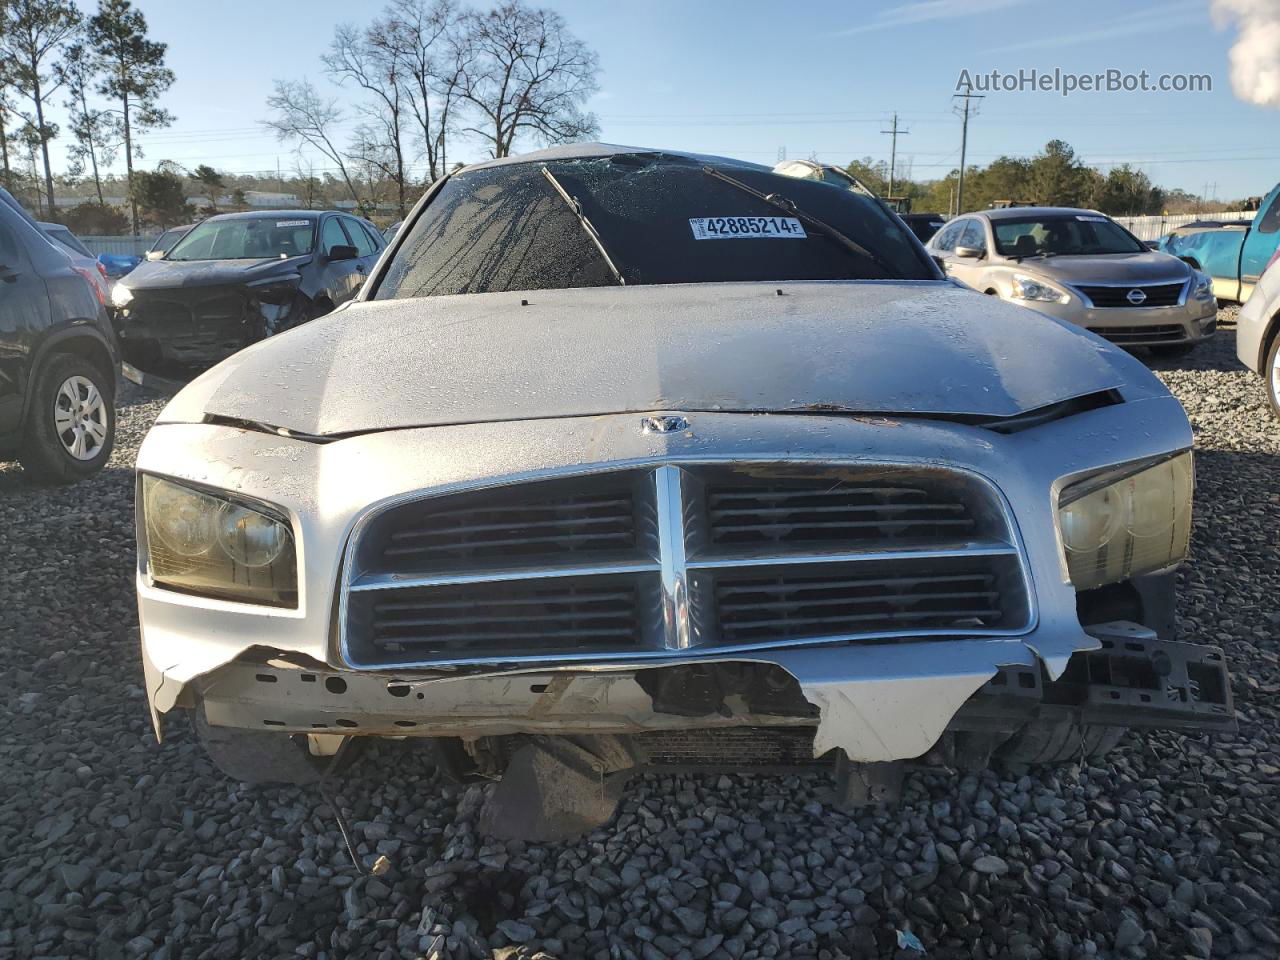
xmin=541 ymin=166 xmax=625 ymax=286
xmin=700 ymin=165 xmax=903 ymax=279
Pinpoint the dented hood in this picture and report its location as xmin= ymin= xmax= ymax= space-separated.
xmin=161 ymin=280 xmax=1138 ymax=436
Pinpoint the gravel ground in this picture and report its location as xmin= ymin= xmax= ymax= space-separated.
xmin=1 ymin=311 xmax=1277 ymax=960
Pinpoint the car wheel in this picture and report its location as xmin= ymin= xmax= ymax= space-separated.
xmin=1265 ymin=332 xmax=1280 ymax=419
xmin=996 ymin=718 xmax=1125 ymax=766
xmin=195 ymin=703 xmax=361 ymax=785
xmin=1149 ymin=342 xmax=1197 ymax=359
xmin=18 ymin=353 xmax=115 ymax=484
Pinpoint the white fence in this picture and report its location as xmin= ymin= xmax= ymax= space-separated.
xmin=79 ymin=235 xmax=161 ymax=257
xmin=1113 ymin=211 xmax=1256 ymax=242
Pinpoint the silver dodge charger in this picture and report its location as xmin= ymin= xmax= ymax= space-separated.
xmin=136 ymin=145 xmax=1231 ymax=837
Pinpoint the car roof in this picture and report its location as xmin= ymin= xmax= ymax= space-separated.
xmin=199 ymin=210 xmax=327 ymax=222
xmin=460 ymin=141 xmax=772 ymax=175
xmin=980 ymin=206 xmax=1110 ymax=221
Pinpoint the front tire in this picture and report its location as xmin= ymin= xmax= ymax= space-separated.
xmin=195 ymin=704 xmax=359 ymax=785
xmin=996 ymin=718 xmax=1125 ymax=766
xmin=1265 ymin=332 xmax=1280 ymax=419
xmin=18 ymin=353 xmax=115 ymax=484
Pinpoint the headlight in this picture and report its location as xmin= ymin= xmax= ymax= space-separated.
xmin=247 ymin=275 xmax=302 ymax=305
xmin=1010 ymin=273 xmax=1069 ymax=304
xmin=111 ymin=283 xmax=133 ymax=308
xmin=1192 ymin=271 xmax=1214 ymax=298
xmin=141 ymin=475 xmax=298 ymax=607
xmin=1057 ymin=451 xmax=1193 ymax=591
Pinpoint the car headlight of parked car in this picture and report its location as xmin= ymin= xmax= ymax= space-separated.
xmin=110 ymin=282 xmax=133 ymax=308
xmin=1057 ymin=451 xmax=1193 ymax=590
xmin=140 ymin=475 xmax=298 ymax=608
xmin=247 ymin=274 xmax=303 ymax=305
xmin=1191 ymin=271 xmax=1214 ymax=299
xmin=1010 ymin=273 xmax=1070 ymax=304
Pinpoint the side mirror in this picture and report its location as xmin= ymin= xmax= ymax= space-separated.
xmin=326 ymin=244 xmax=358 ymax=261
xmin=954 ymin=245 xmax=984 ymax=259
xmin=145 ymin=249 xmax=165 ymax=261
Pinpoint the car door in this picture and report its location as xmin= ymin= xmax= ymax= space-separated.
xmin=1240 ymin=185 xmax=1280 ymax=301
xmin=315 ymin=216 xmax=357 ymax=305
xmin=934 ymin=218 xmax=981 ymax=289
xmin=341 ymin=216 xmax=381 ymax=299
xmin=949 ymin=219 xmax=990 ymax=290
xmin=0 ymin=215 xmax=51 ymax=435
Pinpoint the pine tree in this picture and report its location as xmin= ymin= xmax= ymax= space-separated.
xmin=88 ymin=0 xmax=174 ymax=235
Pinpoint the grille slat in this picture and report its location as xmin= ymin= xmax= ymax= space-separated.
xmin=704 ymin=478 xmax=977 ymax=547
xmin=1087 ymin=323 xmax=1187 ymax=344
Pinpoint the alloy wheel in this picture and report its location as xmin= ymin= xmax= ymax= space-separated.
xmin=53 ymin=375 xmax=109 ymax=461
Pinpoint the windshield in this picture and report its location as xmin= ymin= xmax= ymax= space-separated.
xmin=375 ymin=154 xmax=934 ymax=299
xmin=166 ymin=217 xmax=315 ymax=261
xmin=992 ymin=214 xmax=1145 ymax=257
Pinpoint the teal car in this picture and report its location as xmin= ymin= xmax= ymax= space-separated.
xmin=1156 ymin=183 xmax=1280 ymax=303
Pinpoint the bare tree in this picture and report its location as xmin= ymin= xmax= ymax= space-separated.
xmin=324 ymin=23 xmax=408 ymax=216
xmin=369 ymin=0 xmax=466 ymax=182
xmin=457 ymin=0 xmax=600 ymax=158
xmin=263 ymin=79 xmax=363 ymax=207
xmin=0 ymin=0 xmax=82 ymax=212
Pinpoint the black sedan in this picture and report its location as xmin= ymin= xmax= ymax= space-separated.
xmin=111 ymin=210 xmax=384 ymax=382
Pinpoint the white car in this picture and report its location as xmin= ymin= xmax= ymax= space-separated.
xmin=134 ymin=144 xmax=1231 ymax=837
xmin=1236 ymin=252 xmax=1280 ymax=416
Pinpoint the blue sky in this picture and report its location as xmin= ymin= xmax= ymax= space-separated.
xmin=60 ymin=0 xmax=1280 ymax=200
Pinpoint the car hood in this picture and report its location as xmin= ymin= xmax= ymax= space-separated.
xmin=1013 ymin=251 xmax=1190 ymax=286
xmin=121 ymin=256 xmax=310 ymax=291
xmin=160 ymin=281 xmax=1160 ymax=437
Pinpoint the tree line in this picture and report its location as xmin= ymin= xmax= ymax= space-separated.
xmin=848 ymin=140 xmax=1246 ymax=218
xmin=0 ymin=0 xmax=173 ymax=233
xmin=265 ymin=0 xmax=602 ymax=218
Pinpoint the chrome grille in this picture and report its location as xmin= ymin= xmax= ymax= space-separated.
xmin=341 ymin=463 xmax=1032 ymax=668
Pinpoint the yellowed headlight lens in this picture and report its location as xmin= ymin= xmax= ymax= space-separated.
xmin=1059 ymin=451 xmax=1193 ymax=590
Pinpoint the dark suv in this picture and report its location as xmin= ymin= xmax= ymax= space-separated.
xmin=0 ymin=188 xmax=118 ymax=482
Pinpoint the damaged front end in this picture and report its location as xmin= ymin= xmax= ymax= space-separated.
xmin=137 ymin=402 xmax=1232 ymax=839
xmin=114 ymin=275 xmax=305 ymax=384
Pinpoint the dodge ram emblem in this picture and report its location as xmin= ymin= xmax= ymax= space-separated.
xmin=1126 ymin=288 xmax=1147 ymax=305
xmin=642 ymin=415 xmax=690 ymax=434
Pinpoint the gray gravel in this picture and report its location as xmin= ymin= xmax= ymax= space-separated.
xmin=1 ymin=313 xmax=1278 ymax=960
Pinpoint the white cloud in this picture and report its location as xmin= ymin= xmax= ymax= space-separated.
xmin=1214 ymin=0 xmax=1280 ymax=107
xmin=835 ymin=0 xmax=1026 ymax=37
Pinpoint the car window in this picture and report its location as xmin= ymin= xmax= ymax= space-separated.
xmin=960 ymin=220 xmax=986 ymax=251
xmin=933 ymin=221 xmax=963 ymax=252
xmin=1255 ymin=192 xmax=1280 ymax=235
xmin=321 ymin=217 xmax=348 ymax=255
xmin=151 ymin=227 xmax=187 ymax=255
xmin=0 ymin=219 xmax=20 ymax=265
xmin=376 ymin=154 xmax=933 ymax=299
xmin=344 ymin=217 xmax=379 ymax=257
xmin=46 ymin=227 xmax=93 ymax=258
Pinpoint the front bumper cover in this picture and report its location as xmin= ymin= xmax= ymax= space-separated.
xmin=137 ymin=399 xmax=1203 ymax=763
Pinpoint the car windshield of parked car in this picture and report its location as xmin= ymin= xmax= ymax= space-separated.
xmin=375 ymin=154 xmax=934 ymax=299
xmin=992 ymin=215 xmax=1145 ymax=257
xmin=165 ymin=217 xmax=315 ymax=261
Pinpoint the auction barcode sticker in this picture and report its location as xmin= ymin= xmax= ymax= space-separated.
xmin=689 ymin=216 xmax=807 ymax=240
xmin=276 ymin=220 xmax=309 ymax=227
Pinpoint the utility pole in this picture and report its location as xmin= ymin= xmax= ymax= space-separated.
xmin=881 ymin=113 xmax=908 ymax=197
xmin=952 ymin=80 xmax=984 ymax=216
